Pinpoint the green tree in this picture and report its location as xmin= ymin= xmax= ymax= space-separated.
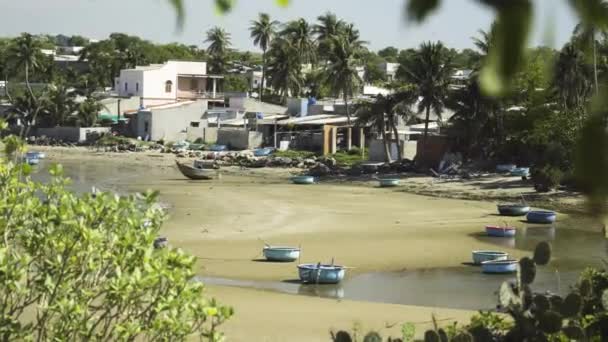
xmin=573 ymin=20 xmax=605 ymax=95
xmin=267 ymin=39 xmax=303 ymax=103
xmin=7 ymin=33 xmax=44 ymax=97
xmin=378 ymin=46 xmax=399 ymax=62
xmin=553 ymin=43 xmax=593 ymax=114
xmin=205 ymin=27 xmax=232 ymax=73
xmin=281 ymin=18 xmax=316 ymax=65
xmin=250 ymin=13 xmax=279 ymax=99
xmin=224 ymin=74 xmax=250 ymax=92
xmin=0 ymin=154 xmax=233 ymax=341
xmin=314 ymin=12 xmax=345 ymax=59
xmin=40 ymin=83 xmax=77 ymax=127
xmin=324 ymin=34 xmax=363 ymax=125
xmin=401 ymin=41 xmax=454 ymax=152
xmin=76 ymin=96 xmax=105 ymax=127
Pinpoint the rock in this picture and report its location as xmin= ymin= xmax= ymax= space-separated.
xmin=296 ymin=162 xmax=305 ymax=168
xmin=176 ymin=152 xmax=186 ymax=158
xmin=271 ymin=157 xmax=292 ymax=167
xmin=319 ymin=156 xmax=337 ymax=168
xmin=303 ymin=158 xmax=316 ymax=167
xmin=308 ymin=163 xmax=332 ymax=177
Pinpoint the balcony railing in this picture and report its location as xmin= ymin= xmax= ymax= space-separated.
xmin=177 ymin=90 xmax=224 ymax=100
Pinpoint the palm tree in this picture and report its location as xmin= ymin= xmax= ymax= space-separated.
xmin=77 ymin=97 xmax=105 ymax=127
xmin=250 ymin=13 xmax=279 ymax=100
xmin=206 ymin=26 xmax=231 ymax=56
xmin=7 ymin=33 xmax=43 ymax=97
xmin=471 ymin=22 xmax=497 ymax=70
xmin=314 ymin=12 xmax=345 ymax=59
xmin=324 ymin=35 xmax=363 ymax=125
xmin=40 ymin=83 xmax=77 ymax=127
xmin=553 ymin=43 xmax=593 ymax=116
xmin=356 ymin=98 xmax=392 ymax=162
xmin=573 ymin=22 xmax=604 ymax=95
xmin=281 ymin=19 xmax=316 ymax=65
xmin=401 ymin=41 xmax=454 ymax=151
xmin=267 ymin=39 xmax=303 ymax=103
xmin=205 ymin=27 xmax=231 ymax=73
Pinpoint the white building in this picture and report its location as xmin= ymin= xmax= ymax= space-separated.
xmin=378 ymin=62 xmax=400 ymax=81
xmin=114 ymin=60 xmax=224 ymax=107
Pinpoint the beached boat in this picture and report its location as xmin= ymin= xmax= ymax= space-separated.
xmin=297 ymin=263 xmax=346 ymax=284
xmin=175 ymin=161 xmax=215 ymax=180
xmin=209 ymin=144 xmax=228 ymax=152
xmin=26 ymin=151 xmax=46 ymax=159
xmin=526 ymin=210 xmax=557 ymax=224
xmin=510 ymin=167 xmax=530 ymax=177
xmin=481 ymin=259 xmax=518 ymax=274
xmin=485 ymin=225 xmax=517 ymax=237
xmin=497 ymin=204 xmax=531 ymax=216
xmin=496 ymin=164 xmax=516 ymax=173
xmin=378 ymin=178 xmax=400 ymax=187
xmin=263 ymin=246 xmax=300 ymax=262
xmin=291 ymin=175 xmax=315 ymax=185
xmin=254 ymin=148 xmax=274 ymax=157
xmin=472 ymin=251 xmax=509 ymax=265
xmin=24 ymin=157 xmax=39 ymax=165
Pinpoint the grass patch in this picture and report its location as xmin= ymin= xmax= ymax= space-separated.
xmin=273 ymin=149 xmax=317 ymax=159
xmin=95 ymin=135 xmax=135 ymax=147
xmin=332 ymin=148 xmax=368 ymax=167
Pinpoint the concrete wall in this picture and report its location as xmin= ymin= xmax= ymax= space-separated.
xmin=100 ymin=96 xmax=142 ymax=117
xmin=134 ymin=101 xmax=206 ymax=141
xmin=217 ymin=128 xmax=263 ymax=150
xmin=172 ymin=61 xmax=207 ymax=75
xmin=36 ymin=127 xmax=111 ymax=142
xmin=116 ymin=69 xmax=144 ymax=97
xmin=369 ymin=138 xmax=407 ymax=162
xmin=186 ymin=127 xmax=218 ymax=143
xmin=287 ymin=98 xmax=308 ymax=116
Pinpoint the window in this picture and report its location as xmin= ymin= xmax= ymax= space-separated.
xmin=135 ymin=82 xmax=139 ymax=92
xmin=190 ymin=121 xmax=200 ymax=128
xmin=124 ymin=82 xmax=128 ymax=92
xmin=165 ymin=80 xmax=173 ymax=93
xmin=190 ymin=78 xmax=198 ymax=90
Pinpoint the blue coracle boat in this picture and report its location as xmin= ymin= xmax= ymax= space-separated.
xmin=510 ymin=167 xmax=530 ymax=177
xmin=497 ymin=204 xmax=530 ymax=216
xmin=496 ymin=164 xmax=516 ymax=173
xmin=298 ymin=263 xmax=346 ymax=284
xmin=26 ymin=151 xmax=46 ymax=159
xmin=24 ymin=157 xmax=39 ymax=165
xmin=263 ymin=246 xmax=300 ymax=262
xmin=485 ymin=225 xmax=517 ymax=237
xmin=378 ymin=179 xmax=400 ymax=187
xmin=526 ymin=210 xmax=557 ymax=224
xmin=291 ymin=176 xmax=315 ymax=185
xmin=481 ymin=259 xmax=518 ymax=274
xmin=472 ymin=251 xmax=509 ymax=265
xmin=209 ymin=144 xmax=228 ymax=152
xmin=254 ymin=148 xmax=274 ymax=157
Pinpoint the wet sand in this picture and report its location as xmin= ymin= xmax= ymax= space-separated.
xmin=32 ymin=146 xmax=600 ymax=341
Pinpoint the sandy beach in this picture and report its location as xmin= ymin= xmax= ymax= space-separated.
xmin=31 ymin=146 xmax=602 ymax=341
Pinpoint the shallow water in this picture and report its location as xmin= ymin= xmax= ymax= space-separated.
xmin=31 ymin=158 xmax=608 ymax=310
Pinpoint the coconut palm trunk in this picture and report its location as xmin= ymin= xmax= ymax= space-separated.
xmin=343 ymin=92 xmax=351 ymax=126
xmin=593 ymin=32 xmax=599 ymax=95
xmin=380 ymin=117 xmax=392 ymax=163
xmin=260 ymin=49 xmax=266 ymax=101
xmin=422 ymin=104 xmax=431 ymax=150
xmin=390 ymin=116 xmax=403 ymax=161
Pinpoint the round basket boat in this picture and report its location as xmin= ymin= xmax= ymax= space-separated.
xmin=263 ymin=246 xmax=300 ymax=262
xmin=481 ymin=259 xmax=518 ymax=274
xmin=472 ymin=251 xmax=509 ymax=265
xmin=378 ymin=179 xmax=400 ymax=187
xmin=510 ymin=167 xmax=530 ymax=177
xmin=24 ymin=157 xmax=40 ymax=165
xmin=297 ymin=263 xmax=345 ymax=284
xmin=485 ymin=225 xmax=517 ymax=237
xmin=496 ymin=164 xmax=516 ymax=173
xmin=254 ymin=148 xmax=274 ymax=157
xmin=497 ymin=204 xmax=530 ymax=216
xmin=526 ymin=210 xmax=557 ymax=224
xmin=291 ymin=176 xmax=315 ymax=185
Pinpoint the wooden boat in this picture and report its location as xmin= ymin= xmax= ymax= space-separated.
xmin=291 ymin=175 xmax=315 ymax=185
xmin=497 ymin=204 xmax=531 ymax=216
xmin=209 ymin=144 xmax=228 ymax=152
xmin=526 ymin=210 xmax=557 ymax=224
xmin=496 ymin=164 xmax=516 ymax=173
xmin=378 ymin=178 xmax=400 ymax=187
xmin=510 ymin=167 xmax=530 ymax=177
xmin=472 ymin=251 xmax=509 ymax=265
xmin=297 ymin=263 xmax=346 ymax=284
xmin=263 ymin=246 xmax=300 ymax=262
xmin=175 ymin=161 xmax=215 ymax=180
xmin=485 ymin=225 xmax=517 ymax=237
xmin=254 ymin=148 xmax=274 ymax=157
xmin=481 ymin=259 xmax=518 ymax=274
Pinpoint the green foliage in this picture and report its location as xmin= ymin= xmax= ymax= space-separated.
xmin=224 ymin=74 xmax=250 ymax=92
xmin=273 ymin=149 xmax=316 ymax=159
xmin=332 ymin=151 xmax=365 ymax=167
xmin=95 ymin=134 xmax=134 ymax=147
xmin=531 ymin=165 xmax=564 ymax=192
xmin=400 ymin=322 xmax=415 ymax=341
xmin=0 ymin=136 xmax=232 ymax=340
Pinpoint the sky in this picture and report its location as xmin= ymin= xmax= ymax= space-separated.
xmin=0 ymin=0 xmax=579 ymax=52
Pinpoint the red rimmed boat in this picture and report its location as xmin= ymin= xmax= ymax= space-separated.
xmin=485 ymin=225 xmax=517 ymax=237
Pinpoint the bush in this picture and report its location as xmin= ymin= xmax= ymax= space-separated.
xmin=194 ymin=137 xmax=205 ymax=144
xmin=273 ymin=149 xmax=316 ymax=159
xmin=531 ymin=166 xmax=563 ymax=192
xmin=95 ymin=134 xmax=133 ymax=147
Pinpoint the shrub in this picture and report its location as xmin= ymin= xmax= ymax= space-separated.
xmin=194 ymin=137 xmax=205 ymax=144
xmin=531 ymin=165 xmax=563 ymax=192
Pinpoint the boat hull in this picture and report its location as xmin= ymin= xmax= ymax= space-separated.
xmin=510 ymin=167 xmax=530 ymax=177
xmin=485 ymin=226 xmax=517 ymax=237
xmin=263 ymin=247 xmax=300 ymax=262
xmin=496 ymin=164 xmax=516 ymax=173
xmin=25 ymin=157 xmax=40 ymax=165
xmin=526 ymin=211 xmax=557 ymax=224
xmin=298 ymin=264 xmax=345 ymax=284
xmin=209 ymin=144 xmax=228 ymax=152
xmin=472 ymin=251 xmax=509 ymax=265
xmin=175 ymin=161 xmax=215 ymax=180
xmin=497 ymin=204 xmax=530 ymax=216
xmin=254 ymin=148 xmax=273 ymax=157
xmin=379 ymin=179 xmax=400 ymax=187
xmin=26 ymin=151 xmax=46 ymax=159
xmin=291 ymin=176 xmax=315 ymax=185
xmin=481 ymin=260 xmax=518 ymax=274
